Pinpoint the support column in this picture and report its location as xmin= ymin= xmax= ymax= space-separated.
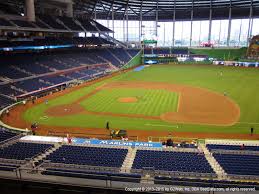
xmin=190 ymin=1 xmax=194 ymax=47
xmin=208 ymin=7 xmax=212 ymax=43
xmin=66 ymin=2 xmax=73 ymax=17
xmin=172 ymin=1 xmax=176 ymax=47
xmin=238 ymin=19 xmax=242 ymax=47
xmin=155 ymin=3 xmax=158 ymax=38
xmin=25 ymin=0 xmax=35 ymax=22
xmin=227 ymin=1 xmax=232 ymax=47
xmin=112 ymin=6 xmax=114 ymax=39
xmin=139 ymin=5 xmax=143 ymax=42
xmin=126 ymin=6 xmax=129 ymax=42
xmin=247 ymin=0 xmax=253 ymax=46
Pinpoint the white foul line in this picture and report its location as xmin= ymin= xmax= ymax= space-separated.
xmin=145 ymin=123 xmax=179 ymax=128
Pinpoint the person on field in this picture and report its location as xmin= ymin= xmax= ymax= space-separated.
xmin=106 ymin=121 xmax=110 ymax=130
xmin=251 ymin=127 xmax=254 ymax=136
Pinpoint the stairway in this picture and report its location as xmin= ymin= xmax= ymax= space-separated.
xmin=199 ymin=144 xmax=227 ymax=180
xmin=10 ymin=85 xmax=26 ymax=94
xmin=108 ymin=63 xmax=119 ymax=71
xmin=120 ymin=147 xmax=137 ymax=173
xmin=32 ymin=143 xmax=62 ymax=168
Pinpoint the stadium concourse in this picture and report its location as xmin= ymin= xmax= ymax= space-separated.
xmin=1 ymin=0 xmax=259 ymax=193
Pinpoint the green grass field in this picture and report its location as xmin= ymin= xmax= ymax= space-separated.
xmin=23 ymin=64 xmax=259 ymax=134
xmin=80 ymin=88 xmax=179 ymax=116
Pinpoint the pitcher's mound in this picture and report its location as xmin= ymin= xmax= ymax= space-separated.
xmin=118 ymin=97 xmax=138 ymax=103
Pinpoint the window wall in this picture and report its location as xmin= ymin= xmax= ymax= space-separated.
xmin=97 ymin=18 xmax=258 ymax=47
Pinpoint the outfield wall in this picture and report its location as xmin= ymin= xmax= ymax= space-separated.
xmin=122 ymin=49 xmax=143 ymax=69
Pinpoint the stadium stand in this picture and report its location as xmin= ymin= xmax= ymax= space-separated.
xmin=38 ymin=15 xmax=67 ymax=30
xmin=207 ymin=144 xmax=259 ymax=152
xmin=45 ymin=145 xmax=128 ymax=168
xmin=0 ymin=128 xmax=18 ymax=144
xmin=213 ymin=153 xmax=259 ymax=176
xmin=0 ymin=142 xmax=53 ymax=160
xmin=0 ymin=18 xmax=14 ymax=27
xmin=0 ymin=96 xmax=14 ymax=109
xmin=132 ymin=150 xmax=215 ymax=175
xmin=57 ymin=17 xmax=83 ymax=31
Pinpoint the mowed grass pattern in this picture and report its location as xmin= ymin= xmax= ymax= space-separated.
xmin=23 ymin=64 xmax=259 ymax=134
xmin=80 ymin=88 xmax=179 ymax=116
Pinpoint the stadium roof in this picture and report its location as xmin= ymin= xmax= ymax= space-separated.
xmin=1 ymin=0 xmax=259 ymax=21
xmin=74 ymin=0 xmax=259 ymax=20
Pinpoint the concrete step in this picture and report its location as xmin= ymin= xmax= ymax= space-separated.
xmin=199 ymin=144 xmax=227 ymax=180
xmin=120 ymin=148 xmax=137 ymax=173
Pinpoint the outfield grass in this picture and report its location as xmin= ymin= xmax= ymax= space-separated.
xmin=23 ymin=64 xmax=259 ymax=134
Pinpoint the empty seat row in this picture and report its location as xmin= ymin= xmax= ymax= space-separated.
xmin=207 ymin=144 xmax=259 ymax=152
xmin=0 ymin=128 xmax=17 ymax=143
xmin=0 ymin=142 xmax=53 ymax=160
xmin=132 ymin=150 xmax=215 ymax=174
xmin=213 ymin=153 xmax=259 ymax=176
xmin=46 ymin=145 xmax=128 ymax=168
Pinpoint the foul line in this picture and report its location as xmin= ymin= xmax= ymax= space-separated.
xmin=145 ymin=123 xmax=179 ymax=128
xmin=177 ymin=93 xmax=181 ymax=112
xmin=238 ymin=122 xmax=259 ymax=125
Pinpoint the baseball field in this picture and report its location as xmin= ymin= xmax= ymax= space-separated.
xmin=3 ymin=64 xmax=259 ymax=140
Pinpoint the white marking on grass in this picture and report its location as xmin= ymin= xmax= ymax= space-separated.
xmin=145 ymin=123 xmax=179 ymax=128
xmin=238 ymin=122 xmax=259 ymax=125
xmin=39 ymin=116 xmax=49 ymax=120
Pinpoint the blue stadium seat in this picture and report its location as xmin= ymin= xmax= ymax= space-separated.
xmin=133 ymin=150 xmax=214 ymax=174
xmin=46 ymin=145 xmax=128 ymax=168
xmin=0 ymin=142 xmax=53 ymax=160
xmin=213 ymin=153 xmax=259 ymax=176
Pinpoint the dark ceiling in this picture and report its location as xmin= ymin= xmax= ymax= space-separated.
xmin=74 ymin=0 xmax=259 ymax=20
xmin=1 ymin=0 xmax=259 ymax=21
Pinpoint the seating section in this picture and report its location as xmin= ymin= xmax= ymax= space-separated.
xmin=0 ymin=37 xmax=114 ymax=48
xmin=109 ymin=48 xmax=131 ymax=63
xmin=155 ymin=176 xmax=259 ymax=189
xmin=39 ymin=15 xmax=66 ymax=30
xmin=0 ymin=85 xmax=23 ymax=97
xmin=0 ymin=18 xmax=14 ymax=27
xmin=58 ymin=17 xmax=83 ymax=31
xmin=0 ymin=128 xmax=17 ymax=143
xmin=207 ymin=144 xmax=259 ymax=152
xmin=0 ymin=142 xmax=53 ymax=160
xmin=42 ymin=168 xmax=141 ymax=183
xmin=213 ymin=153 xmax=259 ymax=176
xmin=77 ymin=19 xmax=98 ymax=31
xmin=0 ymin=96 xmax=14 ymax=108
xmin=46 ymin=145 xmax=128 ymax=168
xmin=127 ymin=49 xmax=140 ymax=57
xmin=15 ymin=78 xmax=51 ymax=92
xmin=132 ymin=150 xmax=214 ymax=174
xmin=0 ymin=48 xmax=139 ymax=96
